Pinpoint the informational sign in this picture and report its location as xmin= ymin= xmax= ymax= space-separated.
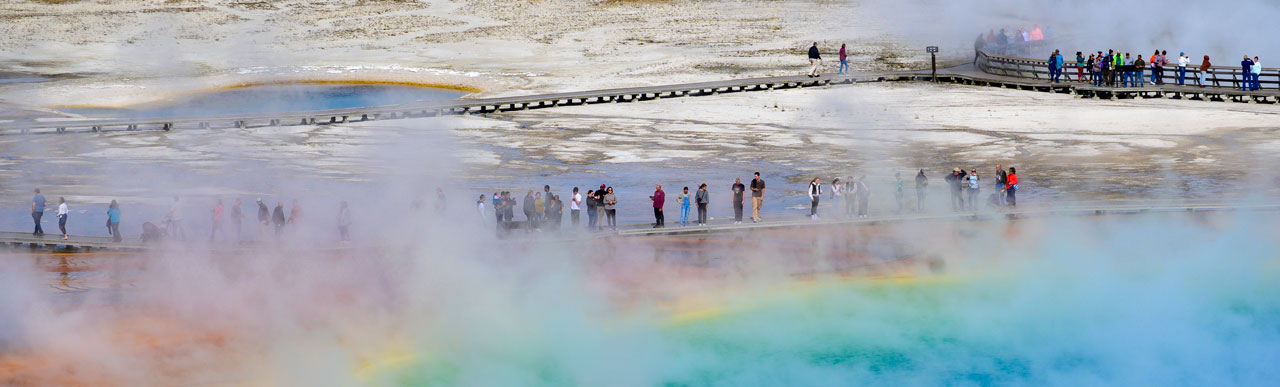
xmin=926 ymin=46 xmax=939 ymax=53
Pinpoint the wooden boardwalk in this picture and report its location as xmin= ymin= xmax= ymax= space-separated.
xmin=0 ymin=71 xmax=916 ymax=135
xmin=2 ymin=53 xmax=1276 ymax=135
xmin=0 ymin=231 xmax=144 ymax=250
xmin=6 ymin=202 xmax=1277 ymax=251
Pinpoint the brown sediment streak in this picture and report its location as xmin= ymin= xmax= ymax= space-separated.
xmin=46 ymin=80 xmax=480 ymax=109
xmin=216 ymin=79 xmax=483 ymax=93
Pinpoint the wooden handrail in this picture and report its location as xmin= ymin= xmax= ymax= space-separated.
xmin=976 ymin=50 xmax=1277 ymax=89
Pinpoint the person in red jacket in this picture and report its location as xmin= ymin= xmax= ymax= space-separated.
xmin=650 ymin=185 xmax=666 ymax=228
xmin=1004 ymin=167 xmax=1019 ymax=207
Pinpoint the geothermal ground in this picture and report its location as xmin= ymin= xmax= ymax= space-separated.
xmin=2 ymin=0 xmax=1280 ymax=385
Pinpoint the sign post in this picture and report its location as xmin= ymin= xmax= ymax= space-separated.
xmin=926 ymin=46 xmax=939 ymax=82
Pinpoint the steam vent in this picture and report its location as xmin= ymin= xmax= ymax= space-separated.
xmin=2 ymin=1 xmax=1279 ymax=385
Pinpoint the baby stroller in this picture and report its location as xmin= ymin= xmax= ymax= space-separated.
xmin=141 ymin=222 xmax=167 ymax=243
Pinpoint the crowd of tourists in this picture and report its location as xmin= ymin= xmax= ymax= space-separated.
xmin=23 ymin=190 xmax=335 ymax=244
xmin=486 ymin=166 xmax=1021 ymax=233
xmin=1044 ymin=49 xmax=1264 ymax=89
xmin=24 ymin=167 xmax=1023 ymax=242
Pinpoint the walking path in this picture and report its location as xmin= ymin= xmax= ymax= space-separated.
xmin=6 ymin=201 xmax=1277 ymax=251
xmin=5 ymin=51 xmax=1277 ymax=135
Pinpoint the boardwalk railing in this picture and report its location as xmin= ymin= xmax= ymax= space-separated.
xmin=977 ymin=50 xmax=1279 ymax=90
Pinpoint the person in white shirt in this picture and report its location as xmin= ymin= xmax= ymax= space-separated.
xmin=1251 ymin=57 xmax=1262 ymax=91
xmin=808 ymin=177 xmax=822 ymax=220
xmin=167 ymin=196 xmax=185 ymax=241
xmin=570 ymin=187 xmax=582 ymax=226
xmin=1177 ymin=52 xmax=1191 ymax=85
xmin=476 ymin=194 xmax=486 ymax=217
xmin=830 ymin=178 xmax=843 ymax=217
xmin=57 ymin=197 xmax=69 ymax=240
xmin=967 ymin=170 xmax=981 ymax=211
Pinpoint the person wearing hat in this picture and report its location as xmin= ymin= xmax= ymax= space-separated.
xmin=1177 ymin=52 xmax=1190 ymax=85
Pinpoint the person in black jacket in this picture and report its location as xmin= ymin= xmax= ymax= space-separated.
xmin=808 ymin=43 xmax=822 ymax=77
xmin=523 ymin=191 xmax=536 ymax=231
xmin=271 ymin=202 xmax=286 ymax=238
xmin=256 ymin=198 xmax=270 ymax=238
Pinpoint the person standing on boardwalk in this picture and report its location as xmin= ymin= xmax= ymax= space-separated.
xmin=492 ymin=192 xmax=502 ymax=224
xmin=523 ymin=191 xmax=536 ymax=231
xmin=1086 ymin=54 xmax=1097 ymax=84
xmin=533 ymin=192 xmax=545 ymax=227
xmin=807 ymin=43 xmax=822 ymax=78
xmin=894 ymin=172 xmax=904 ymax=214
xmin=272 ymin=202 xmax=286 ymax=238
xmin=288 ymin=199 xmax=303 ymax=228
xmin=1177 ymin=52 xmax=1190 ymax=85
xmin=808 ymin=177 xmax=822 ymax=220
xmin=1198 ymin=55 xmax=1212 ymax=87
xmin=210 ymin=199 xmax=225 ymax=242
xmin=603 ymin=187 xmax=618 ymax=230
xmin=594 ymin=184 xmax=606 ymax=230
xmin=678 ymin=187 xmax=691 ymax=227
xmin=1133 ymin=55 xmax=1146 ymax=87
xmin=106 ymin=200 xmax=121 ymax=242
xmin=1241 ymin=55 xmax=1254 ymax=91
xmin=230 ymin=198 xmax=243 ymax=242
xmin=1101 ymin=50 xmax=1113 ymax=87
xmin=995 ymin=164 xmax=1008 ymax=206
xmin=1005 ymin=167 xmax=1019 ymax=207
xmin=838 ymin=43 xmax=849 ymax=75
xmin=967 ymin=170 xmax=980 ymax=210
xmin=166 ymin=196 xmax=185 ymax=241
xmin=551 ymin=195 xmax=564 ymax=229
xmin=31 ymin=188 xmax=45 ymax=235
xmin=477 ymin=194 xmax=486 ymax=218
xmin=57 ymin=197 xmax=69 ymax=240
xmin=830 ymin=178 xmax=844 ymax=217
xmin=750 ymin=172 xmax=766 ymax=222
xmin=915 ymin=169 xmax=928 ymax=212
xmin=1075 ymin=51 xmax=1085 ymax=81
xmin=505 ymin=192 xmax=517 ymax=225
xmin=585 ymin=189 xmax=598 ymax=230
xmin=854 ymin=176 xmax=870 ymax=218
xmin=695 ymin=183 xmax=709 ymax=226
xmin=570 ymin=187 xmax=581 ymax=227
xmin=1048 ymin=50 xmax=1063 ymax=83
xmin=732 ymin=178 xmax=746 ymax=224
xmin=543 ymin=185 xmax=555 ymax=224
xmin=338 ymin=200 xmax=352 ymax=242
xmin=650 ymin=185 xmax=666 ymax=228
xmin=1251 ymin=56 xmax=1262 ymax=91
xmin=1149 ymin=50 xmax=1161 ymax=85
xmin=257 ymin=198 xmax=270 ymax=238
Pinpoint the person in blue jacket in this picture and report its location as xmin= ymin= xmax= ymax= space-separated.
xmin=106 ymin=200 xmax=122 ymax=242
xmin=1241 ymin=55 xmax=1254 ymax=91
xmin=1049 ymin=50 xmax=1064 ymax=82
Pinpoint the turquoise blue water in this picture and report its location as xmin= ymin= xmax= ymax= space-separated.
xmin=59 ymin=83 xmax=465 ymax=118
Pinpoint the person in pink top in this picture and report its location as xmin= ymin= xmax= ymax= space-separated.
xmin=210 ymin=199 xmax=225 ymax=242
xmin=838 ymin=43 xmax=848 ymax=75
xmin=650 ymin=184 xmax=665 ymax=228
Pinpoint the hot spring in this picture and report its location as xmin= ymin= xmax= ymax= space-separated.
xmin=55 ymin=82 xmax=469 ymax=118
